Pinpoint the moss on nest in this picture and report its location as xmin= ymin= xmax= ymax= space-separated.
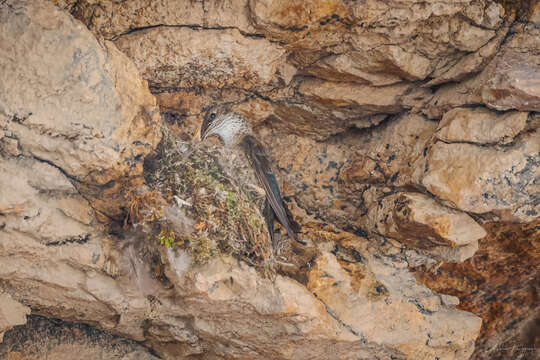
xmin=142 ymin=128 xmax=273 ymax=270
xmin=157 ymin=226 xmax=215 ymax=264
xmin=157 ymin=227 xmax=176 ymax=248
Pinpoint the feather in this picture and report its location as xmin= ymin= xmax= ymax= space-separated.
xmin=263 ymin=199 xmax=276 ymax=249
xmin=241 ymin=135 xmax=305 ymax=245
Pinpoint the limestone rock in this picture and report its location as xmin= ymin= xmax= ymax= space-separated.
xmin=1 ymin=0 xmax=537 ymax=359
xmin=114 ymin=27 xmax=286 ymax=91
xmin=0 ymin=0 xmax=161 ymax=218
xmin=249 ymin=0 xmax=347 ymax=31
xmin=268 ymin=80 xmax=416 ymax=138
xmin=0 ymin=219 xmax=484 ymax=360
xmin=59 ymin=0 xmax=506 ymax=131
xmin=531 ymin=1 xmax=540 ymax=25
xmin=298 ymin=79 xmax=410 ymax=113
xmin=423 ymin=132 xmax=540 ymax=222
xmin=426 ymin=19 xmax=540 ymax=117
xmin=481 ymin=37 xmax=540 ymax=111
xmin=0 ymin=294 xmax=30 ymax=342
xmin=122 ymin=351 xmax=160 ymax=360
xmin=436 ymin=107 xmax=529 ymax=145
xmin=160 ymin=237 xmax=482 ymax=359
xmin=0 ymin=157 xmax=97 ymax=246
xmin=426 ymin=17 xmax=512 ymax=86
xmin=365 ymin=192 xmax=486 ymax=261
xmin=53 ymin=0 xmax=257 ymax=39
xmin=414 ymin=221 xmax=540 ymax=360
xmin=302 ymin=52 xmax=405 ymax=86
xmin=308 ymin=248 xmax=482 ymax=360
xmin=335 ymin=113 xmax=438 ymax=189
xmin=253 ymin=113 xmax=439 ymax=234
xmin=449 ymin=16 xmax=496 ymax=52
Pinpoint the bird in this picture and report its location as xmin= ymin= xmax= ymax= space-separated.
xmin=194 ymin=105 xmax=305 ymax=249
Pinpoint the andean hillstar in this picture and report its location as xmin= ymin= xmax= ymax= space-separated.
xmin=194 ymin=105 xmax=304 ymax=248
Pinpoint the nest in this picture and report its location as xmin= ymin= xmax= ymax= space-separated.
xmin=135 ymin=128 xmax=274 ymax=272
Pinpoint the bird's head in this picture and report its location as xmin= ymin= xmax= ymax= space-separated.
xmin=194 ymin=105 xmax=250 ymax=146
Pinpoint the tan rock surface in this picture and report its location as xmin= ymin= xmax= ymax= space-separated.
xmin=0 ymin=0 xmax=161 ymax=219
xmin=0 ymin=220 xmax=484 ymax=360
xmin=0 ymin=294 xmax=30 ymax=342
xmin=436 ymin=107 xmax=529 ymax=145
xmin=425 ymin=15 xmax=540 ymax=118
xmin=481 ymin=24 xmax=540 ymax=112
xmin=414 ymin=220 xmax=540 ymax=360
xmin=58 ymin=0 xmax=510 ymax=138
xmin=302 ymin=52 xmax=405 ymax=86
xmin=114 ymin=27 xmax=286 ymax=91
xmin=0 ymin=0 xmax=537 ymax=359
xmin=426 ymin=17 xmax=512 ymax=87
xmin=423 ymin=131 xmax=539 ymax=222
xmin=308 ymin=249 xmax=482 ymax=360
xmin=365 ymin=192 xmax=486 ymax=257
xmin=0 ymin=157 xmax=97 ymax=245
xmin=54 ymin=0 xmax=258 ymax=39
xmin=298 ymin=79 xmax=410 ymax=112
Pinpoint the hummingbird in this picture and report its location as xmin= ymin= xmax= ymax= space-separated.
xmin=194 ymin=105 xmax=304 ymax=248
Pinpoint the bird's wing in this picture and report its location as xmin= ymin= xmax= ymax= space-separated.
xmin=262 ymin=199 xmax=276 ymax=249
xmin=241 ymin=135 xmax=300 ymax=243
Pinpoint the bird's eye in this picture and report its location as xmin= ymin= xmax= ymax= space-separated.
xmin=210 ymin=113 xmax=216 ymax=120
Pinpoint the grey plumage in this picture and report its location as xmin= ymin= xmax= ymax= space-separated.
xmin=196 ymin=107 xmax=304 ymax=247
xmin=240 ymin=134 xmax=303 ymax=246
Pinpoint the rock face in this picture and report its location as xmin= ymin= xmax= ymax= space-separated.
xmin=436 ymin=107 xmax=529 ymax=145
xmin=0 ymin=294 xmax=30 ymax=342
xmin=1 ymin=0 xmax=538 ymax=359
xmin=0 ymin=315 xmax=159 ymax=360
xmin=364 ymin=192 xmax=485 ymax=262
xmin=423 ymin=132 xmax=539 ymax=222
xmin=0 ymin=0 xmax=162 ymax=220
xmin=414 ymin=220 xmax=540 ymax=360
xmin=115 ymin=27 xmax=287 ymax=91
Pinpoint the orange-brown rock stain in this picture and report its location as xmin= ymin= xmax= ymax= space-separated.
xmin=336 ymin=235 xmax=371 ymax=294
xmin=495 ymin=0 xmax=537 ymax=19
xmin=273 ymin=0 xmax=348 ymax=28
xmin=391 ymin=197 xmax=451 ymax=249
xmin=413 ymin=220 xmax=540 ymax=358
xmin=337 ymin=259 xmax=365 ymax=292
xmin=428 ymin=214 xmax=451 ymax=240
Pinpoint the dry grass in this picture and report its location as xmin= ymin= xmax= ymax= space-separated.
xmin=124 ymin=190 xmax=167 ymax=228
xmin=141 ymin=128 xmax=274 ymax=272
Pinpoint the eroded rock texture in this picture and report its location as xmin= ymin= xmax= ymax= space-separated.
xmin=0 ymin=315 xmax=158 ymax=360
xmin=0 ymin=0 xmax=538 ymax=359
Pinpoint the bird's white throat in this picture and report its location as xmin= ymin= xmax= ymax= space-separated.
xmin=209 ymin=113 xmax=251 ymax=146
